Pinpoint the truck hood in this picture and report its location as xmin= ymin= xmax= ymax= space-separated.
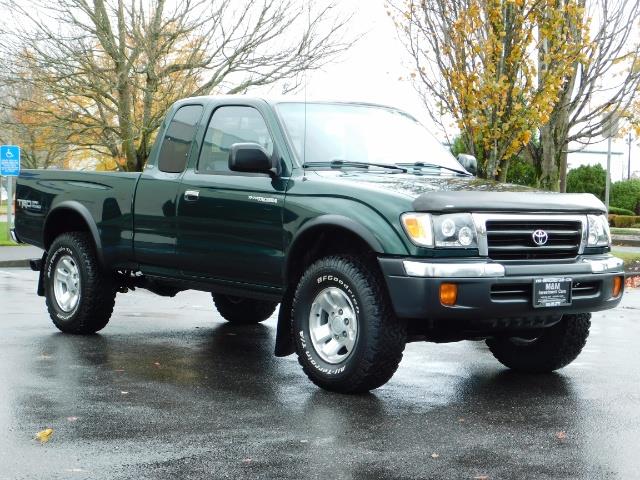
xmin=314 ymin=170 xmax=606 ymax=213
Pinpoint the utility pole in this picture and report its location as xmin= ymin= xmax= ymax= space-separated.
xmin=605 ymin=136 xmax=612 ymax=210
xmin=603 ymin=114 xmax=620 ymax=211
xmin=627 ymin=132 xmax=631 ymax=179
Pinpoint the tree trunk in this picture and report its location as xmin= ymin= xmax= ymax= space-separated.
xmin=558 ymin=148 xmax=568 ymax=192
xmin=539 ymin=123 xmax=559 ymax=191
xmin=498 ymin=158 xmax=509 ymax=182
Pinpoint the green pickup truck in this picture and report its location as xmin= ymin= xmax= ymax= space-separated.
xmin=13 ymin=96 xmax=625 ymax=393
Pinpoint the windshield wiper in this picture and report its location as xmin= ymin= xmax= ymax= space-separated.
xmin=304 ymin=160 xmax=407 ymax=173
xmin=398 ymin=162 xmax=472 ymax=176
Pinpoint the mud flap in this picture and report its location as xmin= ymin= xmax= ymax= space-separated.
xmin=30 ymin=252 xmax=47 ymax=297
xmin=274 ymin=287 xmax=295 ymax=357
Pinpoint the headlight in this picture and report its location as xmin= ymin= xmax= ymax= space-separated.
xmin=401 ymin=213 xmax=478 ymax=248
xmin=587 ymin=214 xmax=611 ymax=247
xmin=433 ymin=213 xmax=478 ymax=248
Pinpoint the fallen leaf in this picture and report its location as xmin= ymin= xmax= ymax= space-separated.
xmin=242 ymin=458 xmax=252 ymax=464
xmin=431 ymin=453 xmax=440 ymax=459
xmin=458 ymin=418 xmax=465 ymax=422
xmin=556 ymin=431 xmax=567 ymax=440
xmin=153 ymin=362 xmax=161 ymax=367
xmin=66 ymin=416 xmax=78 ymax=422
xmin=120 ymin=391 xmax=129 ymax=395
xmin=35 ymin=428 xmax=54 ymax=444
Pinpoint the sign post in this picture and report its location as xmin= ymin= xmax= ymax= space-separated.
xmin=602 ymin=114 xmax=620 ymax=211
xmin=0 ymin=145 xmax=21 ymax=241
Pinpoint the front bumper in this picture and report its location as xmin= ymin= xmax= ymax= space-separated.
xmin=379 ymin=255 xmax=625 ymax=322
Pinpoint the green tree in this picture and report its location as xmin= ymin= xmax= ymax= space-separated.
xmin=566 ymin=164 xmax=606 ymax=200
xmin=610 ymin=179 xmax=640 ymax=214
xmin=506 ymin=156 xmax=536 ymax=187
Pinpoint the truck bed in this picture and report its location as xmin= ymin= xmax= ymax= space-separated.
xmin=15 ymin=169 xmax=140 ymax=266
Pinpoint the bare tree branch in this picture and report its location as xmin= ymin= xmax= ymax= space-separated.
xmin=0 ymin=0 xmax=355 ymax=171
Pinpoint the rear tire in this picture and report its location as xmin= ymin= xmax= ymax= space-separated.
xmin=486 ymin=313 xmax=591 ymax=373
xmin=212 ymin=294 xmax=277 ymax=324
xmin=292 ymin=255 xmax=406 ymax=394
xmin=45 ymin=232 xmax=116 ymax=334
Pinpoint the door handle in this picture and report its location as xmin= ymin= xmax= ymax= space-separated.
xmin=184 ymin=190 xmax=200 ymax=201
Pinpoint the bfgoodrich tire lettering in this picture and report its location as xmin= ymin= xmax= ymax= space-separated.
xmin=292 ymin=255 xmax=406 ymax=393
xmin=486 ymin=313 xmax=591 ymax=372
xmin=45 ymin=232 xmax=116 ymax=334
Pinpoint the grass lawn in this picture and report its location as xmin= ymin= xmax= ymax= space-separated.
xmin=0 ymin=222 xmax=18 ymax=246
xmin=611 ymin=227 xmax=640 ymax=236
xmin=612 ymin=250 xmax=640 ymax=275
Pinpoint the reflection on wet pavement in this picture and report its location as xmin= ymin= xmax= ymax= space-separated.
xmin=0 ymin=268 xmax=639 ymax=479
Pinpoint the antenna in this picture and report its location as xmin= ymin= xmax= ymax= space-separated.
xmin=302 ymin=2 xmax=310 ymax=179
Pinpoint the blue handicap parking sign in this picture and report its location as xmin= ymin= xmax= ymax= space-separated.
xmin=0 ymin=145 xmax=21 ymax=176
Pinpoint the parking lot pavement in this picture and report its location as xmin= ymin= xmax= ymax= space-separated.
xmin=0 ymin=246 xmax=43 ymax=267
xmin=0 ymin=268 xmax=639 ymax=480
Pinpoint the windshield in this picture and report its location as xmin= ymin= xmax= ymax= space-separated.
xmin=275 ymin=102 xmax=464 ymax=172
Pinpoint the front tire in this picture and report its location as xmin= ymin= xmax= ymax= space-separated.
xmin=212 ymin=294 xmax=277 ymax=324
xmin=486 ymin=313 xmax=591 ymax=373
xmin=292 ymin=255 xmax=406 ymax=394
xmin=45 ymin=232 xmax=116 ymax=334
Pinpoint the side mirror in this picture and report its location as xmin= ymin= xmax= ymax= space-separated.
xmin=457 ymin=153 xmax=478 ymax=176
xmin=229 ymin=143 xmax=275 ymax=175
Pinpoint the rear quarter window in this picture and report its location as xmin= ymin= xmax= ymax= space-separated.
xmin=157 ymin=105 xmax=203 ymax=173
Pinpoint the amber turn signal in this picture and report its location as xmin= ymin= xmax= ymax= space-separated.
xmin=612 ymin=276 xmax=623 ymax=298
xmin=440 ymin=283 xmax=458 ymax=306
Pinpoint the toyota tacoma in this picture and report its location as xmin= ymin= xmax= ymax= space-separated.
xmin=12 ymin=96 xmax=625 ymax=393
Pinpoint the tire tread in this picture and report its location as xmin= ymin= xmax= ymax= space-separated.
xmin=486 ymin=313 xmax=591 ymax=373
xmin=45 ymin=232 xmax=115 ymax=334
xmin=292 ymin=255 xmax=406 ymax=393
xmin=212 ymin=294 xmax=277 ymax=324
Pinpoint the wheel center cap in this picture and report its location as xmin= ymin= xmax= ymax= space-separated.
xmin=330 ymin=317 xmax=343 ymax=333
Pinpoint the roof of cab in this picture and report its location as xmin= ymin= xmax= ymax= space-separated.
xmin=172 ymin=94 xmax=399 ymax=111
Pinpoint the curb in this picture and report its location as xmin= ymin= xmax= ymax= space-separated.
xmin=0 ymin=260 xmax=31 ymax=268
xmin=612 ymin=234 xmax=640 ymax=247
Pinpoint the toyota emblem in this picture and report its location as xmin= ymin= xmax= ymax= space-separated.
xmin=532 ymin=229 xmax=549 ymax=246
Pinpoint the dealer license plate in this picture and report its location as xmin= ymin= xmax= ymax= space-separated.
xmin=533 ymin=277 xmax=572 ymax=308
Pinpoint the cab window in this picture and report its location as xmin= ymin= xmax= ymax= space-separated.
xmin=157 ymin=105 xmax=203 ymax=173
xmin=198 ymin=106 xmax=273 ymax=174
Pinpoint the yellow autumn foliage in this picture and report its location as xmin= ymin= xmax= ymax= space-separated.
xmin=395 ymin=0 xmax=587 ymax=180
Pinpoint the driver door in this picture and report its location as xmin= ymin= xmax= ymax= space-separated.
xmin=176 ymin=104 xmax=287 ymax=287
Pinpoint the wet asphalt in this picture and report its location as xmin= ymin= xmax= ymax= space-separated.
xmin=0 ymin=268 xmax=639 ymax=480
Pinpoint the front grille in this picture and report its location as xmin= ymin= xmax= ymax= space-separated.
xmin=486 ymin=219 xmax=582 ymax=261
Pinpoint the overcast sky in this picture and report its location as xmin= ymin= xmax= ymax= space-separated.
xmin=253 ymin=0 xmax=425 ymax=118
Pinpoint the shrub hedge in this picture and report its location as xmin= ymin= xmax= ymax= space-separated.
xmin=609 ymin=206 xmax=635 ymax=216
xmin=610 ymin=179 xmax=640 ymax=214
xmin=610 ymin=215 xmax=640 ymax=228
